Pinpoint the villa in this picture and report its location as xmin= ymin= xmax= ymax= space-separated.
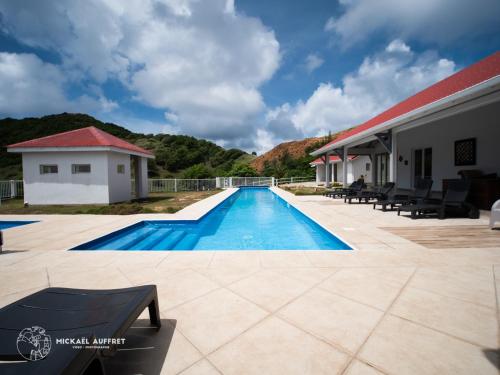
xmin=0 ymin=55 xmax=499 ymax=374
xmin=311 ymin=52 xmax=500 ymax=209
xmin=7 ymin=127 xmax=154 ymax=205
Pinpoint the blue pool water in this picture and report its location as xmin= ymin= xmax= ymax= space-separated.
xmin=0 ymin=221 xmax=37 ymax=230
xmin=74 ymin=187 xmax=351 ymax=251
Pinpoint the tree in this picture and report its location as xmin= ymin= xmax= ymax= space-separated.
xmin=182 ymin=164 xmax=214 ymax=179
xmin=227 ymin=164 xmax=258 ymax=177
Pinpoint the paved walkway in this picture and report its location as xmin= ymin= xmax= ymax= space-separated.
xmin=1 ymin=188 xmax=499 ymax=374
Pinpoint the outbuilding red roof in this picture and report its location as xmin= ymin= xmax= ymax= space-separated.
xmin=315 ymin=51 xmax=500 ymax=154
xmin=311 ymin=155 xmax=357 ymax=165
xmin=8 ymin=126 xmax=153 ymax=156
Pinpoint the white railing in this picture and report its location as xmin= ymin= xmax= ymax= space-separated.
xmin=149 ymin=178 xmax=217 ymax=192
xmin=0 ymin=180 xmax=24 ymax=201
xmin=275 ymin=177 xmax=315 ymax=185
xmin=218 ymin=177 xmax=274 ymax=188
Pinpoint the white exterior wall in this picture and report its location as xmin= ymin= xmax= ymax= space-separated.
xmin=315 ymin=156 xmax=372 ymax=184
xmin=107 ymin=152 xmax=132 ymax=203
xmin=22 ymin=151 xmax=111 ymax=204
xmin=396 ymin=101 xmax=500 ymax=191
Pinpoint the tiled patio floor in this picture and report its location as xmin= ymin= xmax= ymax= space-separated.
xmin=1 ymin=187 xmax=499 ymax=374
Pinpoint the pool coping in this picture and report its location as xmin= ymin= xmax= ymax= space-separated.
xmin=70 ymin=186 xmax=354 ymax=251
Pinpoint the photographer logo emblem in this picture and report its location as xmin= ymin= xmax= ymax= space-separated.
xmin=16 ymin=326 xmax=52 ymax=361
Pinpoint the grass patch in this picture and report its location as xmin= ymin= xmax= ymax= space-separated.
xmin=0 ymin=190 xmax=221 ymax=215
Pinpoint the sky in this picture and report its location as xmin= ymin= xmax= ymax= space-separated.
xmin=0 ymin=0 xmax=499 ymax=154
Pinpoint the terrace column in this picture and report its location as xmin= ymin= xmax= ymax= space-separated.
xmin=371 ymin=152 xmax=376 ymax=185
xmin=342 ymin=147 xmax=349 ymax=187
xmin=324 ymin=152 xmax=331 ymax=187
xmin=134 ymin=156 xmax=149 ymax=199
xmin=389 ymin=133 xmax=397 ymax=183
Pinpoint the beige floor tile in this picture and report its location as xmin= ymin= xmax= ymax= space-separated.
xmin=167 ymin=288 xmax=268 ymax=355
xmin=279 ymin=287 xmax=383 ymax=353
xmin=179 ymin=359 xmax=221 ymax=375
xmin=272 ymin=267 xmax=337 ymax=284
xmin=208 ymin=316 xmax=350 ymax=375
xmin=1 ymin=266 xmax=48 ymax=296
xmin=359 ymin=315 xmax=498 ymax=375
xmin=118 ymin=266 xmax=182 ymax=285
xmin=157 ymin=252 xmax=214 ymax=269
xmin=390 ymin=287 xmax=497 ymax=348
xmin=209 ymin=251 xmax=261 ymax=268
xmin=156 ymin=269 xmax=220 ymax=311
xmin=260 ymin=251 xmax=312 ymax=268
xmin=344 ymin=360 xmax=384 ymax=375
xmin=195 ymin=267 xmax=260 ymax=286
xmin=305 ymin=252 xmax=364 ymax=267
xmin=159 ymin=324 xmax=203 ymax=375
xmin=228 ymin=269 xmax=310 ymax=311
xmin=409 ymin=266 xmax=496 ymax=309
xmin=48 ymin=267 xmax=132 ymax=289
xmin=318 ymin=269 xmax=405 ymax=310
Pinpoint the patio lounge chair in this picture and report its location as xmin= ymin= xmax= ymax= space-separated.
xmin=345 ymin=182 xmax=395 ymax=204
xmin=490 ymin=200 xmax=500 ymax=229
xmin=327 ymin=181 xmax=364 ymax=198
xmin=373 ymin=178 xmax=433 ymax=211
xmin=0 ymin=285 xmax=161 ymax=374
xmin=397 ymin=180 xmax=475 ymax=219
xmin=324 ymin=181 xmax=358 ymax=198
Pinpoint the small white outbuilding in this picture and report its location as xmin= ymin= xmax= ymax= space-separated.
xmin=7 ymin=126 xmax=154 ymax=205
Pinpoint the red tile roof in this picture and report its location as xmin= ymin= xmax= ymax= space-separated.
xmin=315 ymin=51 xmax=500 ymax=154
xmin=8 ymin=126 xmax=153 ymax=156
xmin=311 ymin=155 xmax=357 ymax=165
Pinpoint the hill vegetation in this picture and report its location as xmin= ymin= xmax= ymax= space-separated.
xmin=250 ymin=134 xmax=335 ymax=178
xmin=0 ymin=113 xmax=254 ymax=180
xmin=0 ymin=112 xmax=336 ymax=181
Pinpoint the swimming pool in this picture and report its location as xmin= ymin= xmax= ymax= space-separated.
xmin=0 ymin=221 xmax=37 ymax=230
xmin=73 ymin=187 xmax=351 ymax=251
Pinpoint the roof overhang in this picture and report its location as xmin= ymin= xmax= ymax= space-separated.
xmin=311 ymin=74 xmax=500 ymax=156
xmin=7 ymin=146 xmax=155 ymax=159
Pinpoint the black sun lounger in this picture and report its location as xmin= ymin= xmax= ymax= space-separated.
xmin=345 ymin=182 xmax=395 ymax=204
xmin=0 ymin=285 xmax=161 ymax=375
xmin=326 ymin=181 xmax=364 ymax=198
xmin=397 ymin=179 xmax=477 ymax=219
xmin=373 ymin=178 xmax=433 ymax=211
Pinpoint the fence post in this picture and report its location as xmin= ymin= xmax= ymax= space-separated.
xmin=10 ymin=180 xmax=16 ymax=198
xmin=174 ymin=179 xmax=177 ymax=193
xmin=271 ymin=177 xmax=275 ymax=186
xmin=229 ymin=177 xmax=233 ymax=188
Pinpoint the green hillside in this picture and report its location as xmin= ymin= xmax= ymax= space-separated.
xmin=0 ymin=113 xmax=255 ymax=180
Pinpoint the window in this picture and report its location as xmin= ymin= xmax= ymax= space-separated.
xmin=413 ymin=148 xmax=432 ymax=181
xmin=40 ymin=165 xmax=58 ymax=174
xmin=72 ymin=164 xmax=91 ymax=174
xmin=117 ymin=164 xmax=125 ymax=174
xmin=366 ymin=163 xmax=371 ymax=172
xmin=455 ymin=138 xmax=476 ymax=166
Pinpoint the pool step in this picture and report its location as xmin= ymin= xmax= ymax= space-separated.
xmin=175 ymin=233 xmax=201 ymax=250
xmin=99 ymin=227 xmax=156 ymax=250
xmin=132 ymin=228 xmax=174 ymax=250
xmin=154 ymin=230 xmax=187 ymax=250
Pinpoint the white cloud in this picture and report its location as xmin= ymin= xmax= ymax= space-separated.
xmin=0 ymin=52 xmax=114 ymax=117
xmin=0 ymin=0 xmax=281 ymax=146
xmin=326 ymin=0 xmax=500 ymax=47
xmin=262 ymin=41 xmax=456 ymax=147
xmin=304 ymin=53 xmax=324 ymax=73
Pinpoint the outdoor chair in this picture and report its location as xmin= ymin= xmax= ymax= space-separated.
xmin=373 ymin=178 xmax=433 ymax=211
xmin=0 ymin=285 xmax=161 ymax=375
xmin=324 ymin=181 xmax=358 ymax=198
xmin=397 ymin=180 xmax=477 ymax=219
xmin=490 ymin=199 xmax=500 ymax=229
xmin=345 ymin=182 xmax=395 ymax=204
xmin=327 ymin=181 xmax=364 ymax=198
